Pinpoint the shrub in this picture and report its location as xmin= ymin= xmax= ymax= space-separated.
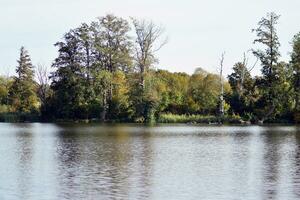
xmin=158 ymin=113 xmax=242 ymax=124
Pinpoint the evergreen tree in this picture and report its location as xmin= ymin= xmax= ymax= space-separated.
xmin=252 ymin=12 xmax=282 ymax=121
xmin=50 ymin=29 xmax=88 ymax=119
xmin=9 ymin=47 xmax=39 ymax=113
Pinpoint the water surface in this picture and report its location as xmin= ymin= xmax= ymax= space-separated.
xmin=1 ymin=123 xmax=300 ymax=200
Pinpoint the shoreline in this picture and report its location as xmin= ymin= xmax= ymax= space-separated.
xmin=0 ymin=112 xmax=295 ymax=124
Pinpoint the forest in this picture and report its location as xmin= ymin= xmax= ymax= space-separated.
xmin=1 ymin=12 xmax=300 ymax=124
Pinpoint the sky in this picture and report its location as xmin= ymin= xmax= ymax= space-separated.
xmin=0 ymin=0 xmax=300 ymax=77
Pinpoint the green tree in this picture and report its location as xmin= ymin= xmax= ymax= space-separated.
xmin=9 ymin=47 xmax=39 ymax=113
xmin=91 ymin=14 xmax=132 ymax=120
xmin=155 ymin=70 xmax=190 ymax=114
xmin=252 ymin=12 xmax=282 ymax=121
xmin=92 ymin=14 xmax=132 ymax=73
xmin=50 ymin=28 xmax=88 ymax=119
xmin=188 ymin=68 xmax=231 ymax=115
xmin=109 ymin=70 xmax=131 ymax=121
xmin=0 ymin=76 xmax=11 ymax=105
xmin=131 ymin=19 xmax=167 ymax=121
xmin=228 ymin=62 xmax=255 ymax=115
xmin=92 ymin=70 xmax=112 ymax=121
xmin=290 ymin=33 xmax=300 ymax=122
xmin=0 ymin=76 xmax=13 ymax=113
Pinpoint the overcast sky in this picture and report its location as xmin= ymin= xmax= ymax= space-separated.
xmin=1 ymin=0 xmax=300 ymax=77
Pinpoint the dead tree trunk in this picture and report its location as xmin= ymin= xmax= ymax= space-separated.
xmin=219 ymin=52 xmax=225 ymax=117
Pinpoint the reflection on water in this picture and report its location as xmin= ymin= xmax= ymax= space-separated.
xmin=1 ymin=124 xmax=300 ymax=199
xmin=293 ymin=132 xmax=300 ymax=198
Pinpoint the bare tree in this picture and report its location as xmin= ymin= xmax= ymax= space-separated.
xmin=218 ymin=52 xmax=225 ymax=117
xmin=36 ymin=63 xmax=50 ymax=105
xmin=131 ymin=18 xmax=168 ymax=89
xmin=239 ymin=51 xmax=258 ymax=94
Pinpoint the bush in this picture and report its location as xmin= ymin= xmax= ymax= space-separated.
xmin=158 ymin=113 xmax=242 ymax=124
xmin=0 ymin=112 xmax=40 ymax=122
xmin=0 ymin=105 xmax=12 ymax=113
xmin=158 ymin=113 xmax=216 ymax=123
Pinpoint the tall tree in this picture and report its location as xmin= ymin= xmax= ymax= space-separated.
xmin=50 ymin=28 xmax=88 ymax=119
xmin=91 ymin=15 xmax=132 ymax=120
xmin=252 ymin=12 xmax=281 ymax=121
xmin=218 ymin=52 xmax=225 ymax=117
xmin=92 ymin=14 xmax=132 ymax=73
xmin=132 ymin=18 xmax=167 ymax=89
xmin=9 ymin=47 xmax=39 ymax=112
xmin=291 ymin=33 xmax=300 ymax=121
xmin=131 ymin=18 xmax=167 ymax=121
xmin=50 ymin=15 xmax=133 ymax=120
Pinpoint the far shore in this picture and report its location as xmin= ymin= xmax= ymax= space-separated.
xmin=0 ymin=112 xmax=296 ymax=125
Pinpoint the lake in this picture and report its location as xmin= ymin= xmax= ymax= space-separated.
xmin=0 ymin=123 xmax=300 ymax=200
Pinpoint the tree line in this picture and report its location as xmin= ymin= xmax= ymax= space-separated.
xmin=1 ymin=13 xmax=300 ymax=123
